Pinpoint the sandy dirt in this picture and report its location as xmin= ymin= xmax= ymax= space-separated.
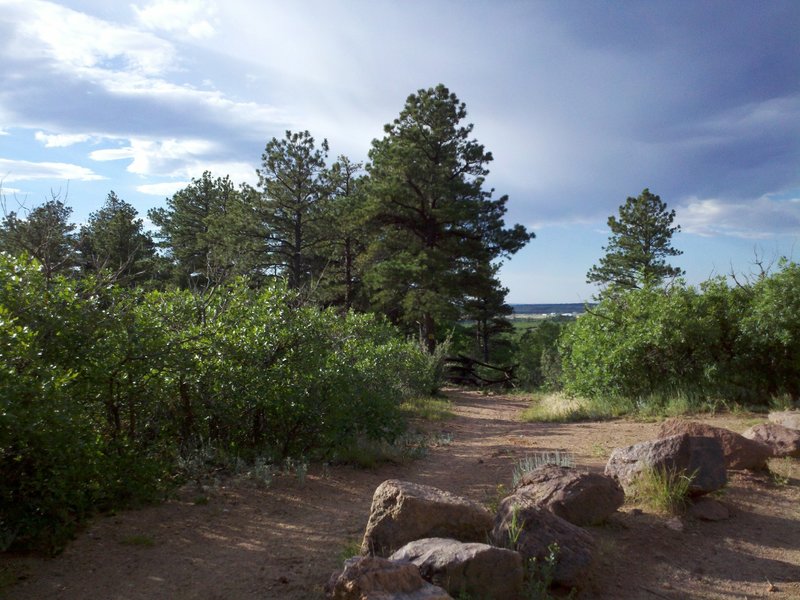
xmin=2 ymin=390 xmax=799 ymax=599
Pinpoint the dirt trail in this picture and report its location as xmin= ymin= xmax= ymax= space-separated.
xmin=3 ymin=390 xmax=799 ymax=599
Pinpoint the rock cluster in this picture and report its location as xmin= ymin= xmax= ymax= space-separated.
xmin=327 ymin=412 xmax=797 ymax=599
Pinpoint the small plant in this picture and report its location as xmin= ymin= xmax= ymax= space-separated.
xmin=512 ymin=451 xmax=575 ymax=487
xmin=338 ymin=538 xmax=362 ymax=562
xmin=485 ymin=483 xmax=509 ymax=514
xmin=506 ymin=505 xmax=525 ymax=550
xmin=589 ymin=442 xmax=608 ymax=458
xmin=192 ymin=495 xmax=209 ymax=505
xmin=247 ymin=457 xmax=275 ymax=488
xmin=630 ymin=466 xmax=694 ymax=514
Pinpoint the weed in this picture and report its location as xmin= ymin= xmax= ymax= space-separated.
xmin=512 ymin=451 xmax=575 ymax=487
xmin=630 ymin=466 xmax=694 ymax=515
xmin=246 ymin=457 xmax=275 ymax=488
xmin=589 ymin=442 xmax=608 ymax=458
xmin=120 ymin=534 xmax=156 ymax=547
xmin=193 ymin=495 xmax=209 ymax=505
xmin=485 ymin=483 xmax=509 ymax=514
xmin=769 ymin=457 xmax=795 ymax=487
xmin=506 ymin=505 xmax=525 ymax=550
xmin=338 ymin=538 xmax=362 ymax=562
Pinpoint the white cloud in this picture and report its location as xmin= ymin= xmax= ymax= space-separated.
xmin=136 ymin=181 xmax=190 ymax=196
xmin=90 ymin=138 xmax=218 ymax=176
xmin=11 ymin=1 xmax=176 ymax=77
xmin=89 ymin=136 xmax=257 ymax=184
xmin=34 ymin=131 xmax=92 ymax=148
xmin=678 ymin=195 xmax=800 ymax=239
xmin=0 ymin=158 xmax=105 ymax=182
xmin=132 ymin=0 xmax=217 ymax=39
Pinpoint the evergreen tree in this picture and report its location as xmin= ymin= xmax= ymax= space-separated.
xmin=78 ymin=191 xmax=156 ymax=285
xmin=587 ymin=188 xmax=683 ymax=294
xmin=149 ymin=172 xmax=260 ymax=288
xmin=257 ymin=130 xmax=330 ymax=291
xmin=315 ymin=155 xmax=368 ymax=309
xmin=0 ymin=196 xmax=78 ymax=281
xmin=364 ymin=84 xmax=532 ymax=350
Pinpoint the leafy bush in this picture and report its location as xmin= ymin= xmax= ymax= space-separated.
xmin=560 ymin=265 xmax=800 ymax=409
xmin=0 ymin=255 xmax=431 ymax=551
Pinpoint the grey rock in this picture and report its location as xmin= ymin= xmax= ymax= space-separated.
xmin=490 ymin=493 xmax=594 ymax=589
xmin=361 ymin=480 xmax=493 ymax=557
xmin=657 ymin=419 xmax=771 ymax=470
xmin=514 ymin=464 xmax=625 ymax=526
xmin=688 ymin=497 xmax=730 ymax=521
xmin=767 ymin=411 xmax=800 ymax=432
xmin=742 ymin=422 xmax=800 ymax=458
xmin=391 ymin=538 xmax=523 ymax=600
xmin=325 ymin=555 xmax=453 ymax=600
xmin=605 ymin=433 xmax=727 ymax=495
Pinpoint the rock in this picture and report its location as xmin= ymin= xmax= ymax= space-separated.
xmin=513 ymin=464 xmax=625 ymax=526
xmin=490 ymin=493 xmax=594 ymax=588
xmin=688 ymin=497 xmax=730 ymax=521
xmin=742 ymin=423 xmax=800 ymax=458
xmin=361 ymin=480 xmax=493 ymax=557
xmin=326 ymin=556 xmax=453 ymax=600
xmin=768 ymin=410 xmax=800 ymax=431
xmin=390 ymin=538 xmax=523 ymax=600
xmin=657 ymin=419 xmax=772 ymax=470
xmin=605 ymin=433 xmax=727 ymax=495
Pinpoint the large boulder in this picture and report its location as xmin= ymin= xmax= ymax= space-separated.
xmin=513 ymin=465 xmax=625 ymax=526
xmin=390 ymin=538 xmax=523 ymax=600
xmin=742 ymin=423 xmax=800 ymax=458
xmin=361 ymin=480 xmax=493 ymax=557
xmin=768 ymin=410 xmax=800 ymax=431
xmin=325 ymin=556 xmax=453 ymax=600
xmin=657 ymin=419 xmax=771 ymax=470
xmin=605 ymin=433 xmax=727 ymax=495
xmin=490 ymin=493 xmax=594 ymax=589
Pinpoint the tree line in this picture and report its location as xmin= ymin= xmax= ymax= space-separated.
xmin=1 ymin=84 xmax=532 ymax=358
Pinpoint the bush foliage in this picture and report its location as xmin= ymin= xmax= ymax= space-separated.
xmin=0 ymin=254 xmax=434 ymax=551
xmin=559 ymin=261 xmax=800 ymax=408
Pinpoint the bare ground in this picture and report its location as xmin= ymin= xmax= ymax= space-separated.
xmin=3 ymin=390 xmax=799 ymax=599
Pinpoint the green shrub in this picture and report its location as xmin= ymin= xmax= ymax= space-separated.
xmin=0 ymin=255 xmax=432 ymax=551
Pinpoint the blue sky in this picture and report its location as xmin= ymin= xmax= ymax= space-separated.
xmin=0 ymin=0 xmax=798 ymax=302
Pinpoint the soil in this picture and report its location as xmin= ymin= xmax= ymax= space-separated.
xmin=2 ymin=390 xmax=799 ymax=599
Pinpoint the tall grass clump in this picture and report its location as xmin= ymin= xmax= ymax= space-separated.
xmin=511 ymin=451 xmax=575 ymax=487
xmin=629 ymin=467 xmax=694 ymax=515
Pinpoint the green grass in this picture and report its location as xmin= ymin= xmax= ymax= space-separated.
xmin=401 ymin=395 xmax=454 ymax=421
xmin=630 ymin=467 xmax=694 ymax=515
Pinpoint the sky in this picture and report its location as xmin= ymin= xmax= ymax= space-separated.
xmin=0 ymin=0 xmax=798 ymax=303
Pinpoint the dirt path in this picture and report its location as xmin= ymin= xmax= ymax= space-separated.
xmin=3 ymin=391 xmax=799 ymax=599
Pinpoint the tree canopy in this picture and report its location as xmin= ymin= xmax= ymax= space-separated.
xmin=587 ymin=188 xmax=683 ymax=295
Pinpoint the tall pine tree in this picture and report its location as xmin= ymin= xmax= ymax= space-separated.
xmin=364 ymin=84 xmax=532 ymax=350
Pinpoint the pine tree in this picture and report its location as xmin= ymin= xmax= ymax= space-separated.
xmin=587 ymin=188 xmax=683 ymax=295
xmin=364 ymin=84 xmax=532 ymax=350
